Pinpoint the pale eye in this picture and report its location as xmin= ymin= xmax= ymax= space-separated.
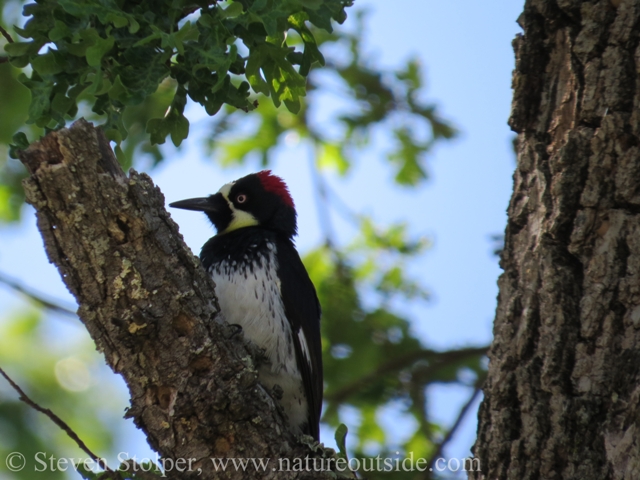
xmin=236 ymin=194 xmax=247 ymax=204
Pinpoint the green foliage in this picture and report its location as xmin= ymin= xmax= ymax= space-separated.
xmin=334 ymin=423 xmax=349 ymax=459
xmin=209 ymin=10 xmax=457 ymax=186
xmin=0 ymin=59 xmax=33 ymax=221
xmin=0 ymin=0 xmax=352 ymax=221
xmin=9 ymin=132 xmax=30 ymax=158
xmin=3 ymin=0 xmax=351 ymax=146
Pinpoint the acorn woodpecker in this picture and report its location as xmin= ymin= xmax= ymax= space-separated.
xmin=170 ymin=170 xmax=323 ymax=440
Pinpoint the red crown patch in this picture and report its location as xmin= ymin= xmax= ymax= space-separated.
xmin=257 ymin=170 xmax=294 ymax=208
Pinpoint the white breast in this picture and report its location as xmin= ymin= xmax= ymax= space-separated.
xmin=209 ymin=242 xmax=308 ymax=434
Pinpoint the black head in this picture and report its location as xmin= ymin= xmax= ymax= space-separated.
xmin=169 ymin=170 xmax=298 ymax=239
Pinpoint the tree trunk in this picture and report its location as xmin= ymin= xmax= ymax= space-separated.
xmin=19 ymin=119 xmax=340 ymax=480
xmin=472 ymin=1 xmax=640 ymax=479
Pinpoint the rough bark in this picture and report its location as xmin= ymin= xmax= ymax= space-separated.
xmin=471 ymin=1 xmax=640 ymax=479
xmin=19 ymin=119 xmax=341 ymax=480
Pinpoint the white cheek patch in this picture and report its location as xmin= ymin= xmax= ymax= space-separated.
xmin=218 ymin=182 xmax=259 ymax=233
xmin=218 ymin=182 xmax=233 ymax=198
xmin=228 ymin=210 xmax=259 ymax=232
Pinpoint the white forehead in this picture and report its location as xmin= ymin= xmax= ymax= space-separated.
xmin=218 ymin=181 xmax=235 ymax=198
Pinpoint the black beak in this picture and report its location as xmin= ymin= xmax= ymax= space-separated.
xmin=170 ymin=193 xmax=231 ymax=233
xmin=169 ymin=195 xmax=222 ymax=212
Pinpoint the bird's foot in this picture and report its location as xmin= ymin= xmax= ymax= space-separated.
xmin=226 ymin=323 xmax=243 ymax=339
xmin=271 ymin=384 xmax=284 ymax=400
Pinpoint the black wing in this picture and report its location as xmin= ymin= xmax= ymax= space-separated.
xmin=276 ymin=239 xmax=323 ymax=440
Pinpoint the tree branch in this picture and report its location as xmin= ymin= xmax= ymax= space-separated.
xmin=309 ymin=141 xmax=337 ymax=249
xmin=324 ymin=346 xmax=488 ymax=403
xmin=18 ymin=119 xmax=342 ymax=480
xmin=0 ymin=24 xmax=13 ymax=43
xmin=426 ymin=376 xmax=484 ymax=475
xmin=0 ymin=271 xmax=77 ymax=317
xmin=0 ymin=366 xmax=112 ymax=473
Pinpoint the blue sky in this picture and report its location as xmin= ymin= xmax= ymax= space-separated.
xmin=0 ymin=0 xmax=524 ymax=472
